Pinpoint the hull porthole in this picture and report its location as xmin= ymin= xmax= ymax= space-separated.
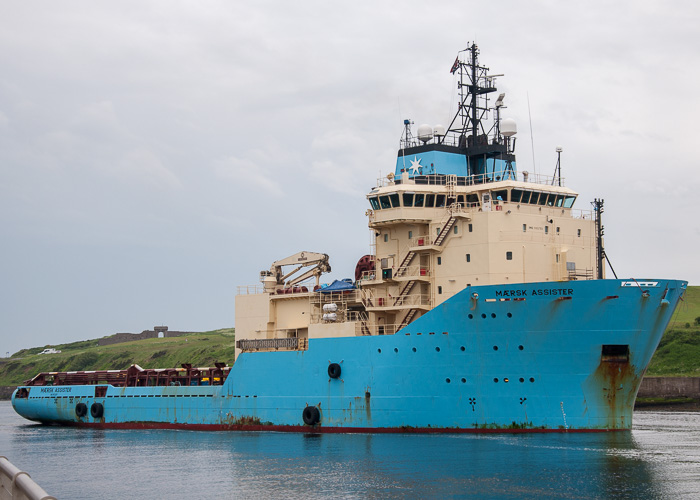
xmin=302 ymin=405 xmax=320 ymax=426
xmin=75 ymin=403 xmax=88 ymax=418
xmin=328 ymin=363 xmax=342 ymax=379
xmin=90 ymin=402 xmax=104 ymax=419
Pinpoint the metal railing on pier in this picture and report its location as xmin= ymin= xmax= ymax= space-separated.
xmin=0 ymin=456 xmax=55 ymax=500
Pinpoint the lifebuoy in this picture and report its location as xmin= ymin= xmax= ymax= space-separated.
xmin=90 ymin=402 xmax=104 ymax=419
xmin=327 ymin=363 xmax=342 ymax=379
xmin=75 ymin=403 xmax=88 ymax=418
xmin=302 ymin=405 xmax=320 ymax=425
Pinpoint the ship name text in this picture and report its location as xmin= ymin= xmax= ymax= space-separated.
xmin=39 ymin=387 xmax=73 ymax=393
xmin=495 ymin=288 xmax=574 ymax=297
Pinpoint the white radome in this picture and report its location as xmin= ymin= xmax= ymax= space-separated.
xmin=501 ymin=118 xmax=517 ymax=137
xmin=433 ymin=124 xmax=446 ymax=137
xmin=417 ymin=124 xmax=433 ymax=143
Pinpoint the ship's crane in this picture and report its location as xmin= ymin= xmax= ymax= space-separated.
xmin=260 ymin=251 xmax=331 ymax=291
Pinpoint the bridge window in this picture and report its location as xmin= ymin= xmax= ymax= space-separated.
xmin=466 ymin=194 xmax=479 ymax=205
xmin=492 ymin=190 xmax=508 ymax=202
xmin=426 ymin=194 xmax=435 ymax=207
xmin=511 ymin=189 xmax=523 ymax=203
xmin=403 ymin=193 xmax=415 ymax=207
xmin=379 ymin=196 xmax=391 ymax=209
xmin=369 ymin=197 xmax=380 ymax=210
xmin=563 ymin=196 xmax=576 ymax=208
xmin=537 ymin=193 xmax=548 ymax=206
xmin=414 ymin=193 xmax=425 ymax=207
xmin=553 ymin=194 xmax=564 ymax=207
xmin=520 ymin=191 xmax=532 ymax=204
xmin=436 ymin=194 xmax=446 ymax=207
xmin=457 ymin=194 xmax=465 ymax=205
xmin=389 ymin=193 xmax=400 ymax=208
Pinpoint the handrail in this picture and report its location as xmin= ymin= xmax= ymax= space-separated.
xmin=0 ymin=456 xmax=56 ymax=500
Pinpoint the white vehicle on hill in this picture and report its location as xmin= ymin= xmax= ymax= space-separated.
xmin=38 ymin=348 xmax=60 ymax=355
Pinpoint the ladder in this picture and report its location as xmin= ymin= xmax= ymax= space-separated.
xmin=434 ymin=216 xmax=456 ymax=246
xmin=398 ymin=309 xmax=418 ymax=330
xmin=394 ymin=251 xmax=416 ymax=278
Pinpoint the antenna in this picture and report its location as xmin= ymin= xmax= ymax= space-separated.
xmin=552 ymin=146 xmax=563 ymax=186
xmin=527 ymin=92 xmax=536 ymax=176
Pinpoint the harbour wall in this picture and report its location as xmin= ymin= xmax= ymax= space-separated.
xmin=637 ymin=377 xmax=700 ymax=399
xmin=1 ymin=378 xmax=699 ymax=402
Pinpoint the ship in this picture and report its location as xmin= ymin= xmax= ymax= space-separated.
xmin=12 ymin=44 xmax=687 ymax=432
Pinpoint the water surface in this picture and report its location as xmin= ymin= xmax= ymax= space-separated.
xmin=1 ymin=402 xmax=698 ymax=499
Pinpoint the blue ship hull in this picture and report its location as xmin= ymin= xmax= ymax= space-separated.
xmin=12 ymin=279 xmax=686 ymax=432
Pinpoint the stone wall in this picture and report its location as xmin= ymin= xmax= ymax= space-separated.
xmin=638 ymin=377 xmax=700 ymax=398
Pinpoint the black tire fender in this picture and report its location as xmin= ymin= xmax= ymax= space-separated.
xmin=75 ymin=402 xmax=88 ymax=418
xmin=90 ymin=402 xmax=104 ymax=419
xmin=327 ymin=362 xmax=341 ymax=379
xmin=302 ymin=405 xmax=320 ymax=425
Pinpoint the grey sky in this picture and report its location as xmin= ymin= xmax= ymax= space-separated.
xmin=1 ymin=1 xmax=698 ymax=356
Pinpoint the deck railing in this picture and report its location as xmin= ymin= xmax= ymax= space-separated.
xmin=0 ymin=456 xmax=56 ymax=500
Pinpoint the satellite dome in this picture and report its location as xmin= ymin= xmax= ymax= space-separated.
xmin=417 ymin=124 xmax=433 ymax=143
xmin=501 ymin=118 xmax=517 ymax=137
xmin=433 ymin=124 xmax=446 ymax=137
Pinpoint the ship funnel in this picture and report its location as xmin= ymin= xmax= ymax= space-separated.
xmin=417 ymin=124 xmax=434 ymax=143
xmin=501 ymin=118 xmax=517 ymax=137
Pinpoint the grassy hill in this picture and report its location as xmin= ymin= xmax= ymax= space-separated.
xmin=0 ymin=328 xmax=235 ymax=387
xmin=646 ymin=285 xmax=700 ymax=376
xmin=1 ymin=286 xmax=698 ymax=387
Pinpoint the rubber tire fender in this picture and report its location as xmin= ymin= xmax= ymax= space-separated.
xmin=327 ymin=362 xmax=341 ymax=379
xmin=302 ymin=405 xmax=320 ymax=426
xmin=90 ymin=402 xmax=104 ymax=419
xmin=75 ymin=402 xmax=88 ymax=418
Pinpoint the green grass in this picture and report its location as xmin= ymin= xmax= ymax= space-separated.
xmin=666 ymin=285 xmax=700 ymax=329
xmin=0 ymin=328 xmax=235 ymax=386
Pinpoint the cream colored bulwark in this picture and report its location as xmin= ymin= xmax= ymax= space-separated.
xmin=309 ymin=321 xmax=357 ymax=339
xmin=274 ymin=296 xmax=311 ymax=330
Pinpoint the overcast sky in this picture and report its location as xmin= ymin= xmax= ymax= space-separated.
xmin=1 ymin=1 xmax=698 ymax=356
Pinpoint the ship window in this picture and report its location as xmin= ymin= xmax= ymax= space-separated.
xmin=510 ymin=189 xmax=523 ymax=203
xmin=556 ymin=254 xmax=560 ymax=263
xmin=454 ymin=225 xmax=458 ymax=234
xmin=577 ymin=229 xmax=581 ymax=237
xmin=426 ymin=194 xmax=435 ymax=207
xmin=435 ymin=194 xmax=446 ymax=207
xmin=457 ymin=194 xmax=465 ymax=206
xmin=403 ymin=193 xmax=414 ymax=207
xmin=520 ymin=191 xmax=532 ymax=204
xmin=383 ymin=233 xmax=388 ymax=242
xmin=414 ymin=193 xmax=425 ymax=207
xmin=545 ymin=226 xmax=549 ymax=234
xmin=379 ymin=196 xmax=392 ymax=209
xmin=506 ymin=251 xmax=513 ymax=260
xmin=466 ymin=194 xmax=479 ymax=205
xmin=389 ymin=193 xmax=400 ymax=208
xmin=369 ymin=197 xmax=380 ymax=210
xmin=492 ymin=190 xmax=508 ymax=202
xmin=466 ymin=254 xmax=471 ymax=262
xmin=538 ymin=193 xmax=548 ymax=206
xmin=523 ymin=224 xmax=526 ymax=232
xmin=437 ymin=257 xmax=442 ymax=265
xmin=408 ymin=230 xmax=413 ymax=239
xmin=556 ymin=226 xmax=560 ymax=234
xmin=438 ymin=286 xmax=442 ymax=294
xmin=554 ymin=194 xmax=564 ymax=207
xmin=563 ymin=196 xmax=576 ymax=208
xmin=468 ymin=223 xmax=473 ymax=232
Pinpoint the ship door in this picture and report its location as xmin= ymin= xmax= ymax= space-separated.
xmin=482 ymin=192 xmax=491 ymax=212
